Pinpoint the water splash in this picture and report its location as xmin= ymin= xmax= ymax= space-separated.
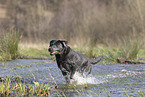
xmin=72 ymin=72 xmax=101 ymax=84
xmin=106 ymin=69 xmax=143 ymax=79
xmin=72 ymin=69 xmax=145 ymax=85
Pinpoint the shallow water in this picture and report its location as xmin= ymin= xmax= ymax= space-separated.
xmin=0 ymin=59 xmax=145 ymax=96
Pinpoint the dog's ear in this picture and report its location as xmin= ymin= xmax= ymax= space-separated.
xmin=58 ymin=40 xmax=68 ymax=47
xmin=50 ymin=40 xmax=55 ymax=44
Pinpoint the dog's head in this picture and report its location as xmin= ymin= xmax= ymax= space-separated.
xmin=48 ymin=40 xmax=68 ymax=55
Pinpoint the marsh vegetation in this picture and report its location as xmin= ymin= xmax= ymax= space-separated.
xmin=0 ymin=0 xmax=145 ymax=96
xmin=0 ymin=0 xmax=145 ymax=61
xmin=0 ymin=28 xmax=20 ymax=61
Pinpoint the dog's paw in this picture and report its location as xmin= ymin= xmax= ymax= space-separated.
xmin=67 ymin=79 xmax=77 ymax=84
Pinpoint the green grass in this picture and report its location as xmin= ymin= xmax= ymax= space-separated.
xmin=18 ymin=42 xmax=50 ymax=58
xmin=18 ymin=43 xmax=145 ymax=64
xmin=73 ymin=46 xmax=119 ymax=64
xmin=0 ymin=29 xmax=144 ymax=64
xmin=0 ymin=77 xmax=51 ymax=96
xmin=19 ymin=48 xmax=49 ymax=57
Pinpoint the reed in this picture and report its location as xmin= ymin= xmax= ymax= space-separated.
xmin=118 ymin=36 xmax=143 ymax=60
xmin=104 ymin=35 xmax=143 ymax=64
xmin=123 ymin=89 xmax=129 ymax=97
xmin=105 ymin=89 xmax=110 ymax=97
xmin=0 ymin=28 xmax=20 ymax=61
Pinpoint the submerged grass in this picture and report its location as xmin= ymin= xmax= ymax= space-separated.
xmin=0 ymin=76 xmax=145 ymax=96
xmin=0 ymin=77 xmax=51 ymax=96
xmin=0 ymin=28 xmax=20 ymax=61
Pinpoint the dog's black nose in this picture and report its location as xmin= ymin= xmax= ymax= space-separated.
xmin=48 ymin=48 xmax=52 ymax=52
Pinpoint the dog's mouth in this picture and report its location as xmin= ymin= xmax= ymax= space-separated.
xmin=50 ymin=51 xmax=59 ymax=55
xmin=50 ymin=51 xmax=57 ymax=55
xmin=49 ymin=48 xmax=63 ymax=55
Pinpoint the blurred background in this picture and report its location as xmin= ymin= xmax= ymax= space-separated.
xmin=0 ymin=0 xmax=145 ymax=47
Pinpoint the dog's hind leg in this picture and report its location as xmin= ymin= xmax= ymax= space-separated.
xmin=82 ymin=64 xmax=92 ymax=78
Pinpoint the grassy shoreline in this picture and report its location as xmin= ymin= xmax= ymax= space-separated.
xmin=0 ymin=39 xmax=145 ymax=64
xmin=0 ymin=29 xmax=144 ymax=64
xmin=0 ymin=28 xmax=144 ymax=63
xmin=18 ymin=43 xmax=49 ymax=57
xmin=18 ymin=42 xmax=145 ymax=64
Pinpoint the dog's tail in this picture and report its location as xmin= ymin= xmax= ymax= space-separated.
xmin=90 ymin=55 xmax=103 ymax=65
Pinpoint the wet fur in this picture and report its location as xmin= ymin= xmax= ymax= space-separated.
xmin=48 ymin=40 xmax=102 ymax=83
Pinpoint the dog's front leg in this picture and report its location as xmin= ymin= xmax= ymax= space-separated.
xmin=64 ymin=72 xmax=71 ymax=84
xmin=64 ymin=71 xmax=76 ymax=84
xmin=61 ymin=69 xmax=71 ymax=84
xmin=70 ymin=66 xmax=76 ymax=79
xmin=59 ymin=64 xmax=75 ymax=84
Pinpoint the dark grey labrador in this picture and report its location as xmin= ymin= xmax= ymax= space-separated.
xmin=48 ymin=40 xmax=103 ymax=84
